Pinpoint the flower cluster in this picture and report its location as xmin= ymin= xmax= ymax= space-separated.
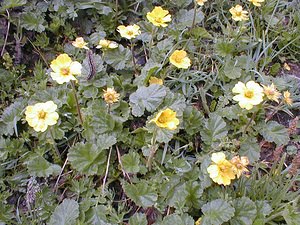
xmin=232 ymin=80 xmax=293 ymax=110
xmin=207 ymin=152 xmax=250 ymax=185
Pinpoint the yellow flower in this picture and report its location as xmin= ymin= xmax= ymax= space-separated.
xmin=25 ymin=101 xmax=59 ymax=132
xmin=150 ymin=108 xmax=180 ymax=130
xmin=50 ymin=54 xmax=82 ymax=84
xmin=149 ymin=77 xmax=163 ymax=85
xmin=195 ymin=217 xmax=202 ymax=225
xmin=262 ymin=83 xmax=281 ymax=103
xmin=196 ymin=0 xmax=208 ymax=6
xmin=207 ymin=152 xmax=236 ymax=186
xmin=146 ymin=6 xmax=171 ymax=27
xmin=72 ymin=37 xmax=89 ymax=49
xmin=96 ymin=39 xmax=118 ymax=49
xmin=229 ymin=5 xmax=249 ymax=21
xmin=248 ymin=0 xmax=265 ymax=7
xmin=232 ymin=81 xmax=264 ymax=110
xmin=283 ymin=91 xmax=293 ymax=106
xmin=117 ymin=24 xmax=141 ymax=39
xmin=230 ymin=156 xmax=250 ymax=178
xmin=283 ymin=62 xmax=291 ymax=71
xmin=169 ymin=50 xmax=191 ymax=69
xmin=103 ymin=87 xmax=120 ymax=104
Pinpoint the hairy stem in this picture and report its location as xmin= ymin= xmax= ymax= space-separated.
xmin=70 ymin=80 xmax=84 ymax=125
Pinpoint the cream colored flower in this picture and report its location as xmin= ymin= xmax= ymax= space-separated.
xmin=149 ymin=77 xmax=163 ymax=85
xmin=72 ymin=37 xmax=89 ymax=49
xmin=196 ymin=0 xmax=208 ymax=6
xmin=25 ymin=101 xmax=59 ymax=132
xmin=262 ymin=83 xmax=281 ymax=103
xmin=169 ymin=50 xmax=191 ymax=69
xmin=231 ymin=156 xmax=250 ymax=178
xmin=248 ymin=0 xmax=265 ymax=7
xmin=232 ymin=81 xmax=264 ymax=110
xmin=229 ymin=5 xmax=249 ymax=21
xmin=207 ymin=152 xmax=236 ymax=186
xmin=117 ymin=24 xmax=141 ymax=39
xmin=283 ymin=63 xmax=291 ymax=71
xmin=50 ymin=54 xmax=82 ymax=84
xmin=195 ymin=217 xmax=202 ymax=225
xmin=103 ymin=87 xmax=120 ymax=104
xmin=283 ymin=91 xmax=293 ymax=106
xmin=96 ymin=39 xmax=118 ymax=49
xmin=150 ymin=108 xmax=180 ymax=130
xmin=146 ymin=6 xmax=171 ymax=27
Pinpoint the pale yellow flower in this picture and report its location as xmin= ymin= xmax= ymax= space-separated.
xmin=169 ymin=50 xmax=191 ymax=69
xmin=96 ymin=39 xmax=118 ymax=49
xmin=103 ymin=87 xmax=120 ymax=104
xmin=196 ymin=0 xmax=208 ymax=6
xmin=146 ymin=6 xmax=171 ymax=27
xmin=149 ymin=77 xmax=163 ymax=85
xmin=231 ymin=156 xmax=250 ymax=178
xmin=283 ymin=63 xmax=291 ymax=71
xmin=232 ymin=81 xmax=264 ymax=110
xmin=283 ymin=91 xmax=293 ymax=106
xmin=195 ymin=217 xmax=202 ymax=225
xmin=151 ymin=108 xmax=180 ymax=130
xmin=72 ymin=37 xmax=89 ymax=50
xmin=50 ymin=54 xmax=82 ymax=84
xmin=248 ymin=0 xmax=265 ymax=7
xmin=262 ymin=83 xmax=281 ymax=103
xmin=117 ymin=24 xmax=141 ymax=39
xmin=25 ymin=101 xmax=59 ymax=132
xmin=207 ymin=152 xmax=236 ymax=186
xmin=229 ymin=5 xmax=249 ymax=21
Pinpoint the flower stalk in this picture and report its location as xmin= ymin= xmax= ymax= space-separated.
xmin=70 ymin=80 xmax=84 ymax=125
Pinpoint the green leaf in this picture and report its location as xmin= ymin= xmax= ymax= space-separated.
xmin=103 ymin=46 xmax=131 ymax=70
xmin=25 ymin=154 xmax=61 ymax=178
xmin=80 ymin=53 xmax=104 ymax=82
xmin=216 ymin=41 xmax=235 ymax=57
xmin=1 ymin=0 xmax=27 ymax=10
xmin=129 ymin=84 xmax=167 ymax=117
xmin=183 ymin=106 xmax=204 ymax=135
xmin=0 ymin=98 xmax=26 ymax=136
xmin=239 ymin=137 xmax=261 ymax=163
xmin=255 ymin=200 xmax=273 ymax=218
xmin=282 ymin=204 xmax=300 ymax=225
xmin=176 ymin=9 xmax=204 ymax=29
xmin=124 ymin=182 xmax=158 ymax=208
xmin=224 ymin=60 xmax=242 ymax=79
xmin=121 ymin=151 xmax=140 ymax=173
xmin=260 ymin=121 xmax=290 ymax=145
xmin=68 ymin=142 xmax=107 ymax=176
xmin=21 ymin=12 xmax=47 ymax=33
xmin=190 ymin=27 xmax=213 ymax=39
xmin=49 ymin=199 xmax=79 ymax=225
xmin=128 ymin=213 xmax=147 ymax=225
xmin=200 ymin=113 xmax=228 ymax=148
xmin=156 ymin=214 xmax=194 ymax=225
xmin=201 ymin=199 xmax=235 ymax=225
xmin=230 ymin=197 xmax=257 ymax=225
xmin=185 ymin=181 xmax=203 ymax=208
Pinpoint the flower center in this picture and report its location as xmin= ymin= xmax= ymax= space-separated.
xmin=155 ymin=17 xmax=163 ymax=23
xmin=127 ymin=31 xmax=134 ymax=36
xmin=38 ymin=110 xmax=47 ymax=120
xmin=61 ymin=68 xmax=70 ymax=76
xmin=158 ymin=113 xmax=169 ymax=123
xmin=244 ymin=90 xmax=254 ymax=98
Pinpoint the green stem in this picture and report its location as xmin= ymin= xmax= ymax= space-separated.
xmin=49 ymin=128 xmax=61 ymax=160
xmin=70 ymin=80 xmax=84 ymax=125
xmin=130 ymin=40 xmax=138 ymax=76
xmin=146 ymin=128 xmax=158 ymax=170
xmin=102 ymin=147 xmax=112 ymax=194
xmin=149 ymin=26 xmax=157 ymax=58
xmin=191 ymin=1 xmax=198 ymax=29
xmin=243 ymin=111 xmax=258 ymax=135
